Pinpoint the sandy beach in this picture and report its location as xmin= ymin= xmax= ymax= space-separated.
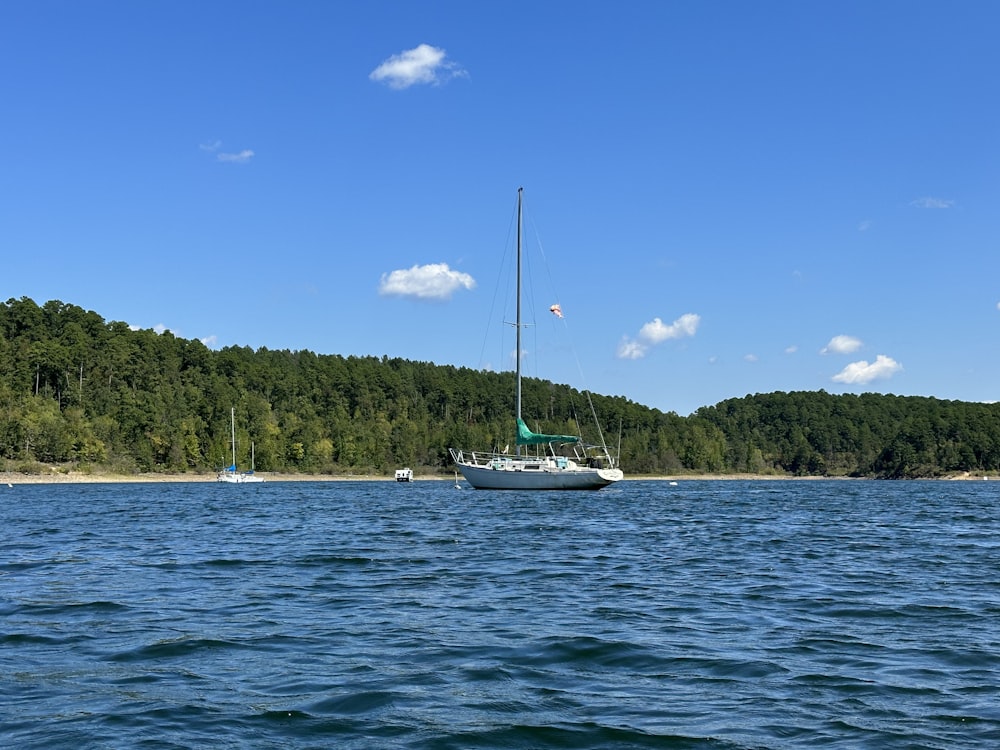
xmin=0 ymin=471 xmax=409 ymax=485
xmin=0 ymin=470 xmax=987 ymax=485
xmin=0 ymin=471 xmax=770 ymax=485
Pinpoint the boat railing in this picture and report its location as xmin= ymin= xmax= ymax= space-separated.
xmin=451 ymin=443 xmax=616 ymax=471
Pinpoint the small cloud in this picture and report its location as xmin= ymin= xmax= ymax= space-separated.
xmin=616 ymin=339 xmax=648 ymax=360
xmin=509 ymin=347 xmax=528 ymax=368
xmin=832 ymin=354 xmax=902 ymax=384
xmin=370 ymin=43 xmax=466 ymax=89
xmin=617 ymin=313 xmax=700 ymax=359
xmin=199 ymin=140 xmax=222 ymax=152
xmin=639 ymin=313 xmax=700 ymax=343
xmin=744 ymin=353 xmax=758 ymax=363
xmin=378 ymin=262 xmax=476 ymax=300
xmin=821 ymin=334 xmax=862 ymax=355
xmin=217 ymin=149 xmax=254 ymax=164
xmin=785 ymin=345 xmax=798 ymax=354
xmin=200 ymin=335 xmax=218 ymax=348
xmin=858 ymin=220 xmax=873 ymax=231
xmin=911 ymin=197 xmax=955 ymax=209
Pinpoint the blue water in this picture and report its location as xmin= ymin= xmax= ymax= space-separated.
xmin=2 ymin=479 xmax=999 ymax=748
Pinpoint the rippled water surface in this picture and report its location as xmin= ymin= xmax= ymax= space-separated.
xmin=2 ymin=479 xmax=999 ymax=748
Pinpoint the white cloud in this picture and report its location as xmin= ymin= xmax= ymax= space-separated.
xmin=911 ymin=197 xmax=955 ymax=209
xmin=200 ymin=335 xmax=218 ymax=348
xmin=785 ymin=345 xmax=798 ymax=354
xmin=639 ymin=313 xmax=700 ymax=343
xmin=370 ymin=44 xmax=466 ymax=89
xmin=199 ymin=140 xmax=221 ymax=152
xmin=378 ymin=262 xmax=476 ymax=300
xmin=821 ymin=334 xmax=862 ymax=355
xmin=744 ymin=353 xmax=758 ymax=363
xmin=217 ymin=149 xmax=254 ymax=164
xmin=509 ymin=347 xmax=529 ymax=369
xmin=832 ymin=354 xmax=902 ymax=384
xmin=617 ymin=313 xmax=700 ymax=359
xmin=616 ymin=339 xmax=648 ymax=360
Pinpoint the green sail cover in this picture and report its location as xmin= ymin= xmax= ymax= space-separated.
xmin=516 ymin=418 xmax=580 ymax=446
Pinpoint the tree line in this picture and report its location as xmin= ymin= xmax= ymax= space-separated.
xmin=2 ymin=296 xmax=999 ymax=478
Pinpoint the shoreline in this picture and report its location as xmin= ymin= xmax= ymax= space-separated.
xmin=0 ymin=471 xmax=991 ymax=485
xmin=0 ymin=471 xmax=401 ymax=485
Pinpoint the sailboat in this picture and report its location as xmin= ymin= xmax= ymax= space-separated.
xmin=217 ymin=407 xmax=265 ymax=483
xmin=449 ymin=188 xmax=624 ymax=490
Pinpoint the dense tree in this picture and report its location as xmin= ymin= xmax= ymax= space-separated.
xmin=3 ymin=297 xmax=1000 ymax=478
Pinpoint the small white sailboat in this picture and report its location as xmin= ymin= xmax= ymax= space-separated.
xmin=449 ymin=188 xmax=624 ymax=490
xmin=217 ymin=407 xmax=265 ymax=483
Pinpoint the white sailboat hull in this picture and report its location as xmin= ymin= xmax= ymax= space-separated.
xmin=216 ymin=470 xmax=264 ymax=484
xmin=451 ymin=450 xmax=623 ymax=490
xmin=457 ymin=464 xmax=621 ymax=490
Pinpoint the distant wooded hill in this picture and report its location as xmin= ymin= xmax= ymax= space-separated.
xmin=2 ymin=297 xmax=999 ymax=478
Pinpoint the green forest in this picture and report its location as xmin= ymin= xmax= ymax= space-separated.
xmin=3 ymin=296 xmax=1000 ymax=479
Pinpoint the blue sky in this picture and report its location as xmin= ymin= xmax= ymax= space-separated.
xmin=3 ymin=1 xmax=999 ymax=416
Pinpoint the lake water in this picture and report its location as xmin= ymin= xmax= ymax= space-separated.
xmin=2 ymin=479 xmax=999 ymax=749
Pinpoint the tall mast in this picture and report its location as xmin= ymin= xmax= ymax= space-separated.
xmin=230 ymin=407 xmax=237 ymax=469
xmin=515 ymin=187 xmax=523 ymax=456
